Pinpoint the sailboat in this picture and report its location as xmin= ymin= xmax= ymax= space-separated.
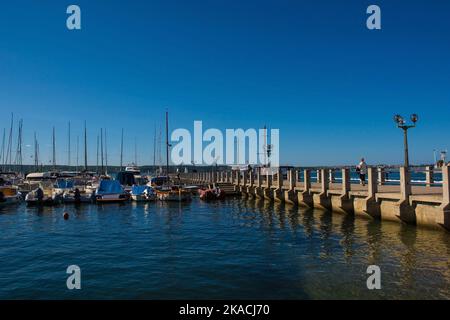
xmin=156 ymin=111 xmax=191 ymax=202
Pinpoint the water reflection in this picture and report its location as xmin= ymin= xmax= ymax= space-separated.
xmin=0 ymin=197 xmax=449 ymax=299
xmin=234 ymin=196 xmax=450 ymax=298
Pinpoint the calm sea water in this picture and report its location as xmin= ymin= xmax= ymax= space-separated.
xmin=0 ymin=198 xmax=449 ymax=299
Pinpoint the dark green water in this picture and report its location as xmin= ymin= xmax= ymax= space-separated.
xmin=0 ymin=198 xmax=449 ymax=299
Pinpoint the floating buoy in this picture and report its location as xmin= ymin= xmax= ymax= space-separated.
xmin=63 ymin=212 xmax=69 ymax=220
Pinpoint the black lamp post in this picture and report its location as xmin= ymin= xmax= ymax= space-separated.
xmin=394 ymin=114 xmax=418 ymax=168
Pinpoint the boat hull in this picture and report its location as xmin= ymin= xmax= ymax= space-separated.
xmin=157 ymin=191 xmax=191 ymax=202
xmin=131 ymin=194 xmax=157 ymax=202
xmin=96 ymin=194 xmax=130 ymax=203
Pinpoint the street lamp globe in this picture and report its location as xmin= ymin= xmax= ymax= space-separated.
xmin=411 ymin=114 xmax=419 ymax=124
xmin=394 ymin=114 xmax=404 ymax=125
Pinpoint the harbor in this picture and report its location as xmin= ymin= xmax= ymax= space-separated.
xmin=1 ymin=0 xmax=450 ymax=302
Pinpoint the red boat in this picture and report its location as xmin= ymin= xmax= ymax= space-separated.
xmin=199 ymin=188 xmax=226 ymax=201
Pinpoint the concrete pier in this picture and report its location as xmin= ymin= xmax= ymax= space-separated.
xmin=181 ymin=165 xmax=450 ymax=231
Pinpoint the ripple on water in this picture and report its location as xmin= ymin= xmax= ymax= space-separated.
xmin=0 ymin=198 xmax=449 ymax=299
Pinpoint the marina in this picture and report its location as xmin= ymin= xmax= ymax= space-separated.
xmin=1 ymin=0 xmax=450 ymax=302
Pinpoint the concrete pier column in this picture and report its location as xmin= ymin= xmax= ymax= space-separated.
xmin=341 ymin=168 xmax=351 ymax=196
xmin=285 ymin=169 xmax=298 ymax=205
xmin=304 ymin=169 xmax=311 ymax=193
xmin=425 ymin=166 xmax=434 ymax=187
xmin=240 ymin=170 xmax=248 ymax=196
xmin=263 ymin=170 xmax=273 ymax=201
xmin=316 ymin=169 xmax=321 ymax=183
xmin=245 ymin=170 xmax=255 ymax=198
xmin=320 ymin=169 xmax=329 ymax=194
xmin=256 ymin=168 xmax=261 ymax=187
xmin=295 ymin=170 xmax=300 ymax=188
xmin=356 ymin=167 xmax=381 ymax=219
xmin=377 ymin=167 xmax=385 ymax=186
xmin=242 ymin=171 xmax=247 ymax=186
xmin=289 ymin=169 xmax=296 ymax=190
xmin=266 ymin=171 xmax=272 ymax=187
xmin=393 ymin=166 xmax=415 ymax=224
xmin=330 ymin=168 xmax=353 ymax=214
xmin=437 ymin=165 xmax=450 ymax=230
xmin=400 ymin=167 xmax=412 ymax=200
xmin=254 ymin=167 xmax=263 ymax=199
xmin=274 ymin=168 xmax=283 ymax=202
xmin=329 ymin=169 xmax=335 ymax=183
xmin=367 ymin=167 xmax=378 ymax=199
xmin=276 ymin=168 xmax=282 ymax=188
xmin=298 ymin=169 xmax=313 ymax=207
xmin=313 ymin=169 xmax=331 ymax=210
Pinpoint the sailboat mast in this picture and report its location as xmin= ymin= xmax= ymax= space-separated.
xmin=0 ymin=128 xmax=5 ymax=171
xmin=84 ymin=121 xmax=88 ymax=171
xmin=14 ymin=119 xmax=23 ymax=173
xmin=100 ymin=129 xmax=104 ymax=175
xmin=34 ymin=132 xmax=38 ymax=171
xmin=165 ymin=111 xmax=169 ymax=176
xmin=76 ymin=136 xmax=79 ymax=172
xmin=120 ymin=128 xmax=124 ymax=171
xmin=68 ymin=122 xmax=71 ymax=167
xmin=96 ymin=135 xmax=99 ymax=174
xmin=263 ymin=125 xmax=267 ymax=166
xmin=135 ymin=137 xmax=137 ymax=165
xmin=5 ymin=113 xmax=13 ymax=170
xmin=153 ymin=126 xmax=156 ymax=168
xmin=105 ymin=128 xmax=108 ymax=175
xmin=52 ymin=126 xmax=56 ymax=171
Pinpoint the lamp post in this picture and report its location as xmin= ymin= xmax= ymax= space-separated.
xmin=394 ymin=114 xmax=418 ymax=168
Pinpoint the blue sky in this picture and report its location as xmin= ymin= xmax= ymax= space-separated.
xmin=0 ymin=0 xmax=449 ymax=166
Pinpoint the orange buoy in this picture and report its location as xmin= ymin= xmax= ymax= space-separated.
xmin=63 ymin=212 xmax=69 ymax=220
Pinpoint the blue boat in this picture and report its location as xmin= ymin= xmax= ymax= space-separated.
xmin=95 ymin=180 xmax=129 ymax=203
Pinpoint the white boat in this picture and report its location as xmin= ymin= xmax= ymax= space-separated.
xmin=125 ymin=164 xmax=140 ymax=175
xmin=131 ymin=185 xmax=157 ymax=202
xmin=25 ymin=181 xmax=62 ymax=206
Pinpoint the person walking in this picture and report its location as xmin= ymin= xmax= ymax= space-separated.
xmin=357 ymin=158 xmax=368 ymax=186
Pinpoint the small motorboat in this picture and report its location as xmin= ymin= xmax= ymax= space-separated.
xmin=25 ymin=181 xmax=62 ymax=206
xmin=63 ymin=187 xmax=95 ymax=204
xmin=199 ymin=187 xmax=226 ymax=201
xmin=95 ymin=180 xmax=130 ymax=203
xmin=131 ymin=185 xmax=156 ymax=202
xmin=0 ymin=186 xmax=21 ymax=206
xmin=157 ymin=185 xmax=191 ymax=202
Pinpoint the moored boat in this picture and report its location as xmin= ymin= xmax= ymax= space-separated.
xmin=199 ymin=187 xmax=226 ymax=201
xmin=0 ymin=186 xmax=21 ymax=206
xmin=95 ymin=180 xmax=130 ymax=203
xmin=25 ymin=181 xmax=62 ymax=206
xmin=131 ymin=185 xmax=156 ymax=202
xmin=157 ymin=186 xmax=191 ymax=202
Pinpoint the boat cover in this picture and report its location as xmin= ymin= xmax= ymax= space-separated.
xmin=96 ymin=180 xmax=124 ymax=195
xmin=131 ymin=185 xmax=155 ymax=195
